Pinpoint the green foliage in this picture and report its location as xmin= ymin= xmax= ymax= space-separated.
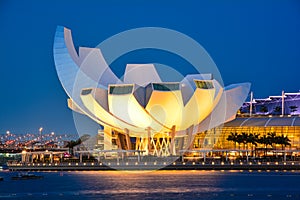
xmin=260 ymin=105 xmax=268 ymax=113
xmin=273 ymin=106 xmax=282 ymax=113
xmin=65 ymin=134 xmax=91 ymax=155
xmin=289 ymin=105 xmax=298 ymax=113
xmin=226 ymin=132 xmax=291 ymax=150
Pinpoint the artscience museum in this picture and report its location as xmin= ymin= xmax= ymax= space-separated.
xmin=53 ymin=26 xmax=250 ymax=157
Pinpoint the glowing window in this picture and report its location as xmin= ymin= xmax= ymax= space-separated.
xmin=109 ymin=85 xmax=133 ymax=95
xmin=81 ymin=89 xmax=92 ymax=95
xmin=194 ymin=80 xmax=214 ymax=89
xmin=152 ymin=83 xmax=179 ymax=91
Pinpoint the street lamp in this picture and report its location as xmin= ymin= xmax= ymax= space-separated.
xmin=6 ymin=131 xmax=10 ymax=140
xmin=51 ymin=132 xmax=55 ymax=142
xmin=39 ymin=127 xmax=43 ymax=143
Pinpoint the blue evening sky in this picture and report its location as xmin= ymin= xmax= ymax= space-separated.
xmin=0 ymin=0 xmax=299 ymax=135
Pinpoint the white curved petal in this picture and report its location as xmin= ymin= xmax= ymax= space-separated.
xmin=53 ymin=26 xmax=118 ymax=128
xmin=181 ymin=79 xmax=223 ymax=130
xmin=198 ymin=82 xmax=251 ymax=133
xmin=80 ymin=88 xmax=146 ymax=133
xmin=79 ymin=47 xmax=121 ymax=87
xmin=67 ymin=98 xmax=84 ymax=114
xmin=124 ymin=64 xmax=161 ymax=86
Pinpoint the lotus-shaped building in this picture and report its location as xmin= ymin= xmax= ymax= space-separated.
xmin=54 ymin=26 xmax=250 ymax=156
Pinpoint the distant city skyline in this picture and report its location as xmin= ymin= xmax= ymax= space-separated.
xmin=0 ymin=0 xmax=299 ymax=134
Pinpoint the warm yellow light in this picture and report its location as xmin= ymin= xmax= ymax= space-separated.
xmin=81 ymin=90 xmax=143 ymax=133
xmin=146 ymin=90 xmax=183 ymax=130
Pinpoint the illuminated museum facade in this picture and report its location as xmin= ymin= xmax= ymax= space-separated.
xmin=53 ymin=26 xmax=251 ymax=156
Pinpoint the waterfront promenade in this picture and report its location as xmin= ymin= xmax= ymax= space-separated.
xmin=7 ymin=160 xmax=300 ymax=171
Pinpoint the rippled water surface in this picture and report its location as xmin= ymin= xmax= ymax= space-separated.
xmin=0 ymin=170 xmax=300 ymax=199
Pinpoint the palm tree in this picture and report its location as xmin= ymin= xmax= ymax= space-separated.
xmin=65 ymin=134 xmax=91 ymax=155
xmin=226 ymin=132 xmax=238 ymax=149
xmin=241 ymin=132 xmax=249 ymax=150
xmin=277 ymin=134 xmax=291 ymax=150
xmin=248 ymin=133 xmax=260 ymax=156
xmin=267 ymin=132 xmax=277 ymax=149
xmin=79 ymin=134 xmax=91 ymax=144
xmin=258 ymin=135 xmax=272 ymax=156
xmin=236 ymin=134 xmax=244 ymax=150
xmin=65 ymin=139 xmax=81 ymax=156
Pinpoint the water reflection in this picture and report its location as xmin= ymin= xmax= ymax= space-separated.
xmin=1 ymin=170 xmax=300 ymax=199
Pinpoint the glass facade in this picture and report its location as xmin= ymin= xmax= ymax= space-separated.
xmin=193 ymin=124 xmax=300 ymax=150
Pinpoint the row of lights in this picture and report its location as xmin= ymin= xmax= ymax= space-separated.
xmin=22 ymin=161 xmax=300 ymax=167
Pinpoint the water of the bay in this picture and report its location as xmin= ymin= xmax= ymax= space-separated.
xmin=0 ymin=170 xmax=300 ymax=199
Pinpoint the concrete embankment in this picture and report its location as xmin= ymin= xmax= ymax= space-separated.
xmin=7 ymin=162 xmax=300 ymax=171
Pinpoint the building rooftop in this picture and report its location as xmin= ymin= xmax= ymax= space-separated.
xmin=224 ymin=116 xmax=300 ymax=127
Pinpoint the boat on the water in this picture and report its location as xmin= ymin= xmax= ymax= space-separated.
xmin=0 ymin=165 xmax=8 ymax=171
xmin=11 ymin=173 xmax=43 ymax=180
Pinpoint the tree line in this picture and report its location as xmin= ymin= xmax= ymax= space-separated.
xmin=226 ymin=132 xmax=291 ymax=151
